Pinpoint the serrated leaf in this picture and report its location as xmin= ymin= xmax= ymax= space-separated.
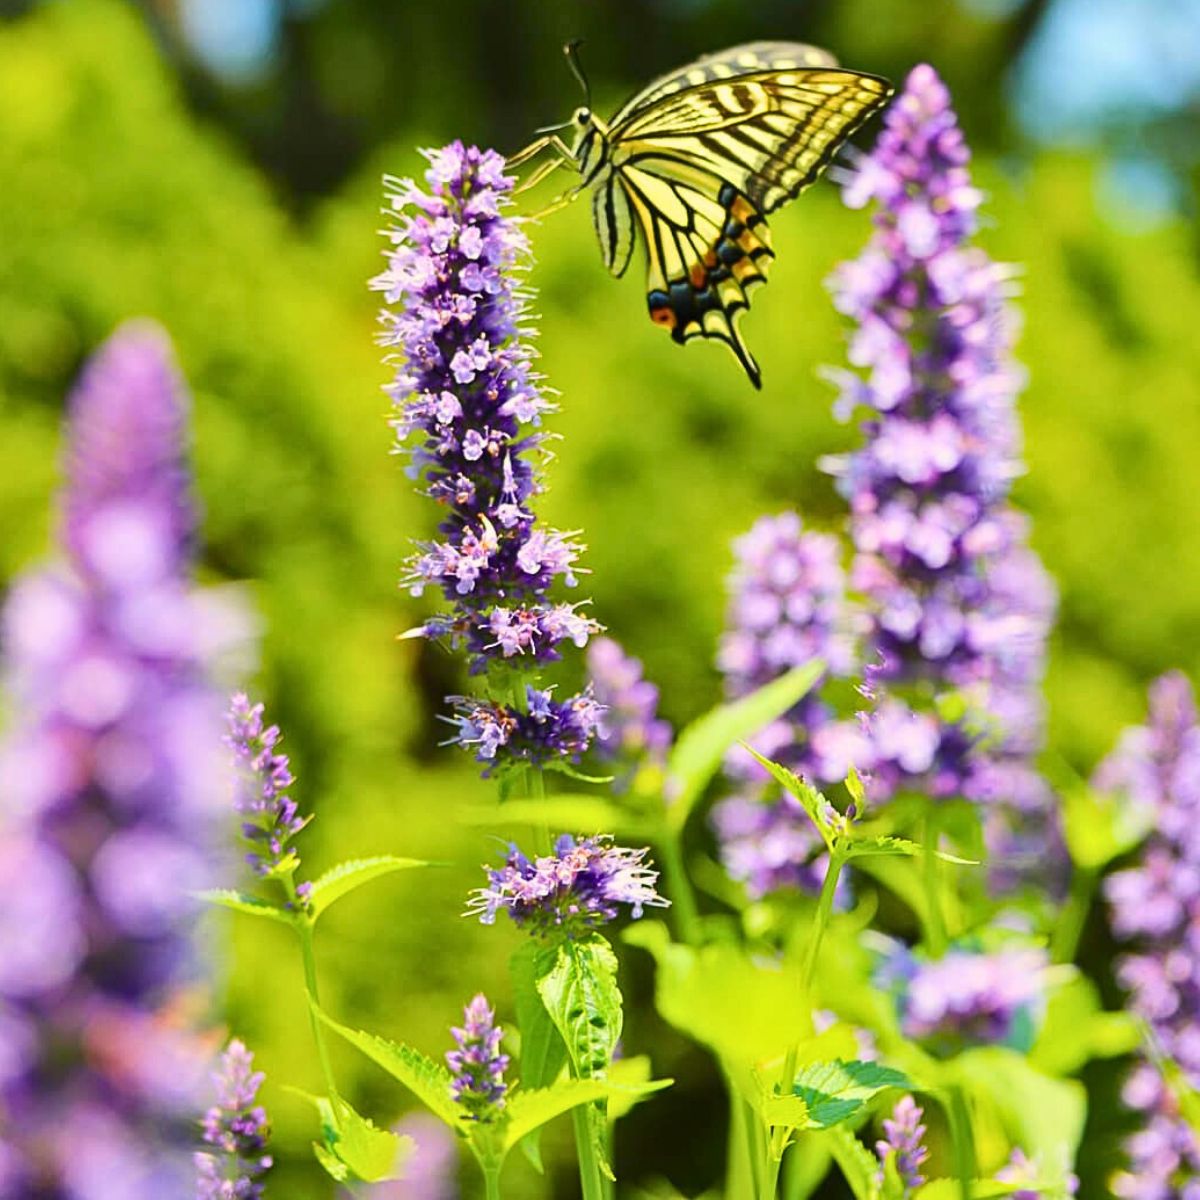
xmin=308 ymin=856 xmax=427 ymax=920
xmin=535 ymin=936 xmax=623 ymax=1179
xmin=196 ymin=888 xmax=296 ymax=925
xmin=325 ymin=1097 xmax=412 ymax=1182
xmin=824 ymin=1123 xmax=882 ymax=1200
xmin=606 ymin=1055 xmax=661 ymax=1122
xmin=511 ymin=940 xmax=568 ymax=1172
xmin=463 ymin=796 xmax=651 ymax=839
xmin=740 ymin=744 xmax=836 ymax=851
xmin=315 ymin=1007 xmax=460 ymax=1127
xmin=793 ymin=1060 xmax=909 ymax=1130
xmin=313 ymin=1140 xmax=350 ymax=1181
xmin=846 ymin=836 xmax=977 ymax=866
xmin=667 ymin=661 xmax=823 ymax=832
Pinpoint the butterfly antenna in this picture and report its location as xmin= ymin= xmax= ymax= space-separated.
xmin=564 ymin=39 xmax=592 ymax=109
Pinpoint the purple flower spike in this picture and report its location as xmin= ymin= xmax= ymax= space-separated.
xmin=194 ymin=1038 xmax=273 ymax=1199
xmin=827 ymin=65 xmax=1058 ymax=886
xmin=468 ymin=835 xmax=669 ymax=936
xmin=711 ymin=512 xmax=859 ymax=898
xmin=446 ymin=994 xmax=509 ymax=1121
xmin=225 ymin=693 xmax=311 ymax=894
xmin=587 ymin=637 xmax=672 ymax=786
xmin=875 ymin=1095 xmax=929 ymax=1194
xmin=0 ymin=324 xmax=242 ymax=1194
xmin=1099 ymin=672 xmax=1200 ymax=1196
xmin=62 ymin=319 xmax=196 ymax=587
xmin=376 ymin=142 xmax=600 ymax=737
xmin=377 ymin=142 xmax=602 ymax=775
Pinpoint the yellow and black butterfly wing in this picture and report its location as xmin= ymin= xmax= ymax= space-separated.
xmin=609 ymin=42 xmax=839 ymax=126
xmin=603 ymin=61 xmax=892 ymax=386
xmin=612 ymin=160 xmax=773 ymax=385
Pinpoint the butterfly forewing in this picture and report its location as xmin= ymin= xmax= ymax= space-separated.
xmin=609 ymin=41 xmax=839 ymax=126
xmin=591 ymin=174 xmax=637 ymax=278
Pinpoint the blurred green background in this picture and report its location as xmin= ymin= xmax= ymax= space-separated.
xmin=0 ymin=0 xmax=1198 ymax=1195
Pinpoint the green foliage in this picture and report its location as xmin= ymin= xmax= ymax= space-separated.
xmin=666 ymin=662 xmax=824 ymax=831
xmin=307 ymin=855 xmax=428 ymax=921
xmin=791 ymin=1060 xmax=909 ymax=1130
xmin=197 ymin=889 xmax=297 ymax=926
xmin=315 ymin=1096 xmax=412 ymax=1183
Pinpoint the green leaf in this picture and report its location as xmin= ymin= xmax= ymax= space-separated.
xmin=308 ymin=856 xmax=427 ymax=920
xmin=503 ymin=1074 xmax=670 ymax=1150
xmin=624 ymin=921 xmax=808 ymax=1070
xmin=740 ymin=744 xmax=837 ymax=851
xmin=792 ymin=1060 xmax=910 ymax=1130
xmin=328 ymin=1097 xmax=413 ymax=1182
xmin=535 ymin=935 xmax=624 ymax=1178
xmin=511 ymin=941 xmax=569 ymax=1172
xmin=1031 ymin=973 xmax=1138 ymax=1075
xmin=845 ymin=836 xmax=977 ymax=866
xmin=463 ymin=796 xmax=652 ymax=839
xmin=1055 ymin=766 xmax=1152 ymax=869
xmin=195 ymin=888 xmax=296 ymax=925
xmin=314 ymin=1006 xmax=461 ymax=1127
xmin=951 ymin=1048 xmax=1086 ymax=1165
xmin=824 ymin=1123 xmax=882 ymax=1200
xmin=606 ymin=1055 xmax=662 ymax=1122
xmin=535 ymin=937 xmax=623 ymax=1081
xmin=914 ymin=1179 xmax=1075 ymax=1199
xmin=313 ymin=1141 xmax=350 ymax=1182
xmin=666 ymin=661 xmax=823 ymax=832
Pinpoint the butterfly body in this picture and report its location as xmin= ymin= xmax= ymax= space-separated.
xmin=519 ymin=42 xmax=893 ymax=388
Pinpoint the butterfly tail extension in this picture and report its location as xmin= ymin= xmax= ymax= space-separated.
xmin=645 ymin=184 xmax=773 ymax=387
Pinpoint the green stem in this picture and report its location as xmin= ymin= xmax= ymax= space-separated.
xmin=726 ymin=1084 xmax=758 ymax=1198
xmin=658 ymin=831 xmax=701 ymax=946
xmin=483 ymin=1166 xmax=503 ymax=1200
xmin=296 ymin=918 xmax=339 ymax=1102
xmin=923 ymin=808 xmax=947 ymax=957
xmin=779 ymin=852 xmax=844 ymax=1096
xmin=946 ymin=1084 xmax=977 ymax=1199
xmin=571 ymin=1102 xmax=606 ymax=1200
xmin=760 ymin=1152 xmax=783 ymax=1200
xmin=767 ymin=852 xmax=845 ymax=1192
xmin=1051 ymin=864 xmax=1096 ymax=965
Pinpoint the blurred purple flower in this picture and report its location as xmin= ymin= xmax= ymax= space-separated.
xmin=995 ymin=1148 xmax=1079 ymax=1198
xmin=468 ymin=834 xmax=669 ymax=935
xmin=194 ymin=1038 xmax=273 ymax=1199
xmin=1099 ymin=672 xmax=1200 ymax=1197
xmin=376 ymin=142 xmax=600 ymax=771
xmin=0 ymin=323 xmax=242 ymax=1195
xmin=587 ymin=636 xmax=672 ymax=787
xmin=445 ymin=994 xmax=509 ymax=1121
xmin=225 ymin=692 xmax=312 ymax=906
xmin=875 ymin=938 xmax=1047 ymax=1052
xmin=875 ymin=1095 xmax=929 ymax=1194
xmin=711 ymin=512 xmax=857 ymax=897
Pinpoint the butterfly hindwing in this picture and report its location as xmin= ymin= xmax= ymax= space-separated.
xmin=591 ymin=173 xmax=637 ymax=278
xmin=618 ymin=166 xmax=773 ymax=386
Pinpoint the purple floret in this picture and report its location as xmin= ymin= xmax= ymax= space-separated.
xmin=468 ymin=834 xmax=669 ymax=935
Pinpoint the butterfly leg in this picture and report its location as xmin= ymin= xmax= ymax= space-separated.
xmin=513 ymin=156 xmax=567 ymax=195
xmin=505 ymin=133 xmax=575 ymax=170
